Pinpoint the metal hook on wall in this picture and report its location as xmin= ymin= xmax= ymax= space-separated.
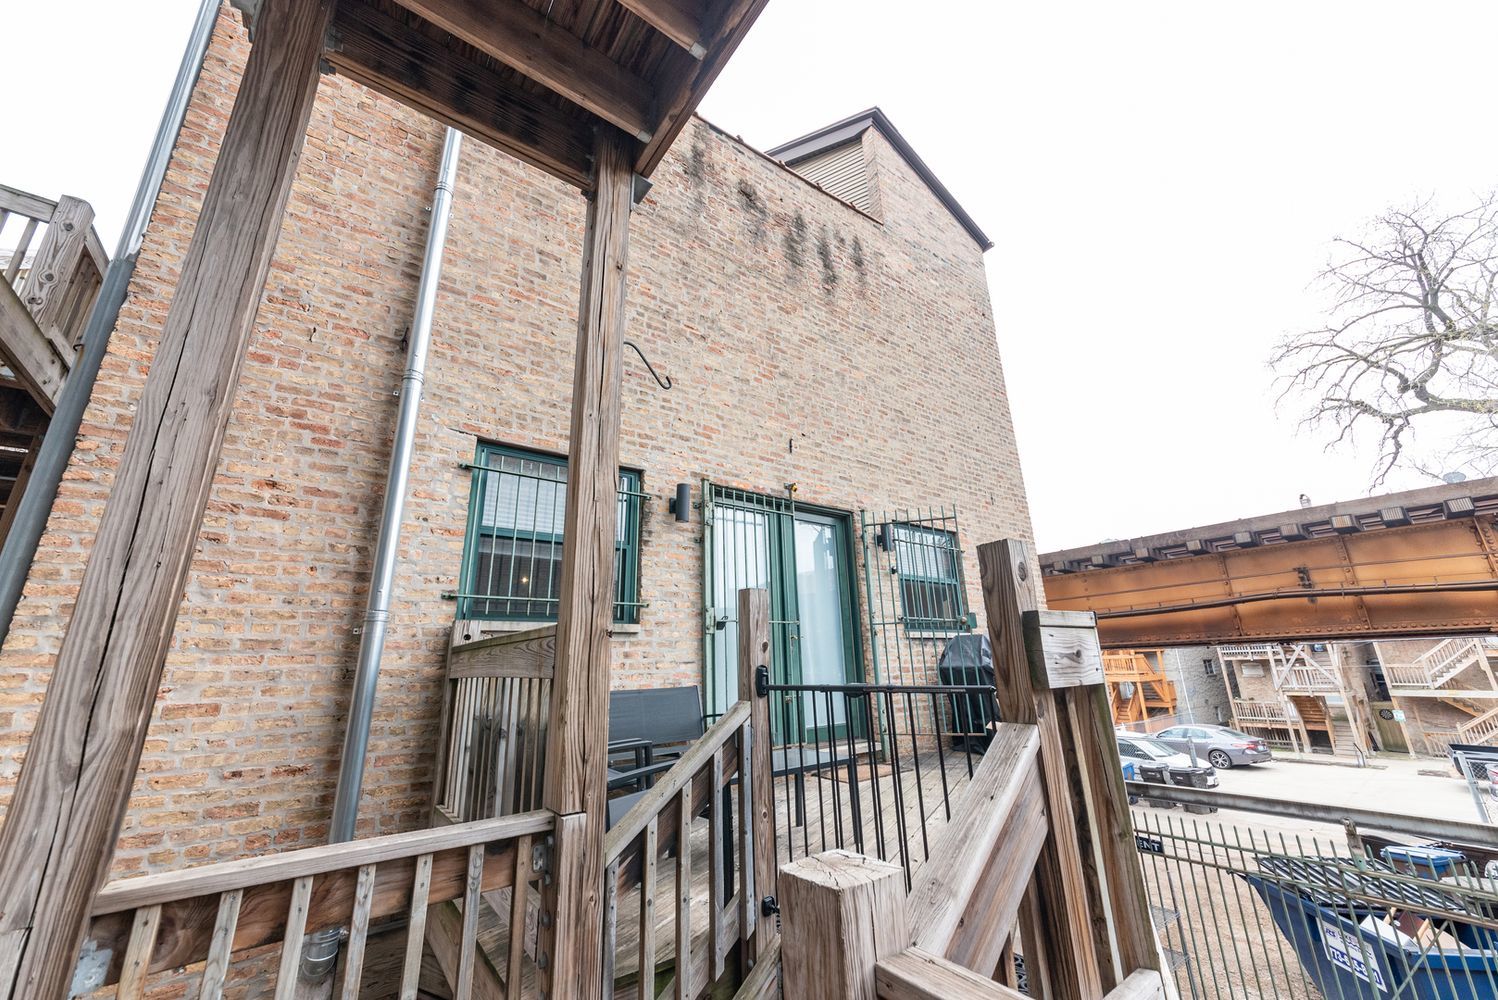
xmin=624 ymin=339 xmax=673 ymax=390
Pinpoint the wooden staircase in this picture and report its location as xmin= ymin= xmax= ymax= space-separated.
xmin=1439 ymin=696 xmax=1498 ymax=747
xmin=0 ymin=185 xmax=107 ymax=545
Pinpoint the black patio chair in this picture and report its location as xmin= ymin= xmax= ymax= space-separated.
xmin=605 ymin=685 xmax=705 ymax=794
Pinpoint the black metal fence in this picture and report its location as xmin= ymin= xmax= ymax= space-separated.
xmin=763 ymin=679 xmax=999 ymax=886
xmin=1131 ymin=783 xmax=1498 ymax=1000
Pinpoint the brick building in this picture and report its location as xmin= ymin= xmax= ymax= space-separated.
xmin=0 ymin=6 xmax=1031 ymax=877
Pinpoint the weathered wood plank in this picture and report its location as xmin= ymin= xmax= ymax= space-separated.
xmin=455 ymin=845 xmax=485 ymax=1000
xmin=1105 ymin=969 xmax=1166 ymax=1000
xmin=425 ymin=898 xmax=504 ymax=1000
xmin=730 ymin=937 xmax=780 ymax=1000
xmin=1022 ymin=610 xmax=1104 ymax=688
xmin=274 ymin=877 xmax=314 ymax=1000
xmin=781 ymin=851 xmax=906 ymax=1000
xmin=874 ymin=947 xmax=1024 ymax=1000
xmin=339 ymin=865 xmax=377 ymax=1000
xmin=399 ymin=0 xmax=654 ymax=141
xmin=448 ymin=626 xmax=557 ymax=680
xmin=938 ymin=767 xmax=1047 ymax=975
xmin=19 ymin=194 xmax=93 ymax=345
xmin=0 ymin=281 xmax=63 ymax=413
xmin=198 ymin=889 xmax=242 ymax=1000
xmin=400 ymin=854 xmax=434 ymax=1000
xmin=736 ymin=588 xmax=776 ymax=965
xmin=539 ymin=128 xmax=634 ymax=1000
xmin=92 ymin=812 xmax=550 ymax=914
xmin=674 ymin=786 xmax=692 ymax=1000
xmin=905 ymin=723 xmax=1042 ymax=965
xmin=977 ymin=538 xmax=1102 ymax=1000
xmin=615 ymin=0 xmax=706 ymax=56
xmin=0 ymin=2 xmax=335 ymax=994
xmin=506 ymin=835 xmax=531 ymax=1000
xmin=116 ymin=904 xmax=161 ymax=1000
xmin=326 ymin=0 xmax=594 ymax=190
xmin=638 ymin=818 xmax=658 ymax=1000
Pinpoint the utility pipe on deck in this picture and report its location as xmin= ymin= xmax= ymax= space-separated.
xmin=301 ymin=127 xmax=463 ymax=983
xmin=0 ymin=0 xmax=219 ymax=644
xmin=329 ymin=127 xmax=463 ymax=843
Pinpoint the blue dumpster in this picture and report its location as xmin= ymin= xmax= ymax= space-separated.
xmin=1244 ymin=854 xmax=1498 ymax=1000
xmin=1384 ymin=845 xmax=1468 ymax=879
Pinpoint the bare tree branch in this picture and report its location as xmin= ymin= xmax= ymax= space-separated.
xmin=1272 ymin=192 xmax=1498 ymax=484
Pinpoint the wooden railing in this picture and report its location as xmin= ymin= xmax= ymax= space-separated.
xmin=0 ymin=185 xmax=107 ymax=412
xmin=75 ymin=810 xmax=551 ymax=998
xmin=599 ymin=589 xmax=778 ymax=998
xmin=1233 ymin=698 xmax=1289 ymax=725
xmin=434 ymin=626 xmax=555 ymax=823
xmin=773 ymin=541 xmax=1165 ymax=1000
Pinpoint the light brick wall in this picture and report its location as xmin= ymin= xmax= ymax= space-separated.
xmin=0 ymin=7 xmax=1033 ymax=876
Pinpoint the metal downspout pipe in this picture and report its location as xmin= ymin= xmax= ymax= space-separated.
xmin=0 ymin=0 xmax=220 ymax=645
xmin=301 ymin=126 xmax=463 ymax=982
xmin=330 ymin=127 xmax=463 ymax=843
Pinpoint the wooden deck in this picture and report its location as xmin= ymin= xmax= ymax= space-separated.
xmin=464 ymin=742 xmax=986 ymax=996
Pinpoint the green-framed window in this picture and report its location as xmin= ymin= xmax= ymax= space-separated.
xmin=457 ymin=443 xmax=643 ymax=624
xmin=889 ymin=522 xmax=966 ymax=632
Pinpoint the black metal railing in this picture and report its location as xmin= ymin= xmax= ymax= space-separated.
xmin=763 ymin=679 xmax=1000 ymax=885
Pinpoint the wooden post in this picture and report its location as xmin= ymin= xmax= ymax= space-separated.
xmin=977 ymin=538 xmax=1102 ymax=1000
xmin=735 ymin=588 xmax=778 ymax=967
xmin=0 ymin=2 xmax=333 ymax=995
xmin=780 ymin=850 xmax=907 ymax=1000
xmin=538 ymin=128 xmax=634 ymax=1000
xmin=979 ymin=538 xmax=1162 ymax=995
xmin=20 ymin=195 xmax=93 ymax=346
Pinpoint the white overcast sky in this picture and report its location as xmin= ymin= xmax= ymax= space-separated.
xmin=6 ymin=2 xmax=1498 ymax=551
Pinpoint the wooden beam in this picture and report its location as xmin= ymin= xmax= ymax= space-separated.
xmin=636 ymin=0 xmax=768 ymax=176
xmin=327 ymin=0 xmax=595 ymax=190
xmin=615 ymin=0 xmax=707 ymax=57
xmin=780 ymin=851 xmax=907 ymax=1000
xmin=977 ymin=539 xmax=1102 ymax=1000
xmin=538 ymin=129 xmax=634 ymax=1000
xmin=874 ymin=947 xmax=1026 ymax=1000
xmin=0 ymin=282 xmax=63 ymax=414
xmin=397 ymin=0 xmax=656 ymax=142
xmin=0 ymin=1 xmax=335 ymax=994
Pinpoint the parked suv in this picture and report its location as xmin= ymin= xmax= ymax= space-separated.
xmin=1115 ymin=735 xmax=1218 ymax=788
xmin=1153 ymin=725 xmax=1272 ymax=770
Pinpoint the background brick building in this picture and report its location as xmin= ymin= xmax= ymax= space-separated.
xmin=0 ymin=5 xmax=1032 ymax=877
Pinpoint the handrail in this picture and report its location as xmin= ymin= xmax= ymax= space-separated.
xmin=605 ymin=698 xmax=749 ymax=861
xmin=80 ymin=810 xmax=552 ymax=996
xmin=1125 ymin=781 xmax=1498 ymax=848
xmin=92 ymin=809 xmax=553 ymax=914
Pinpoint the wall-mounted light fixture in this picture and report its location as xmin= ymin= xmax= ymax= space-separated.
xmin=669 ymin=483 xmax=692 ymax=522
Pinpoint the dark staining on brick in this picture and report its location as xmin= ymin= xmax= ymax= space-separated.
xmin=784 ymin=211 xmax=808 ymax=271
xmin=817 ymin=227 xmax=837 ymax=290
xmin=851 ymin=236 xmax=869 ymax=294
xmin=685 ymin=138 xmax=707 ymax=186
xmin=737 ymin=179 xmax=769 ymax=243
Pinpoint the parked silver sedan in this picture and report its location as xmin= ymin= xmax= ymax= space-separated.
xmin=1153 ymin=724 xmax=1272 ymax=769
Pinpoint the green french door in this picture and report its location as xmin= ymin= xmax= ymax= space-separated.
xmin=703 ymin=485 xmax=862 ymax=742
